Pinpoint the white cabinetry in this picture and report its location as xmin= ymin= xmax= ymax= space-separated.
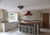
xmin=0 ymin=23 xmax=2 ymax=32
xmin=1 ymin=22 xmax=18 ymax=32
xmin=0 ymin=10 xmax=8 ymax=22
xmin=0 ymin=10 xmax=8 ymax=32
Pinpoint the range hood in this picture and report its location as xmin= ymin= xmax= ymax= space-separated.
xmin=25 ymin=11 xmax=32 ymax=16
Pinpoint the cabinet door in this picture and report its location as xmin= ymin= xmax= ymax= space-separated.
xmin=0 ymin=23 xmax=2 ymax=32
xmin=0 ymin=12 xmax=2 ymax=19
xmin=3 ymin=11 xmax=8 ymax=18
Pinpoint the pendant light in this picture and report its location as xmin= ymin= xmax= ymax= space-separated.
xmin=25 ymin=11 xmax=32 ymax=16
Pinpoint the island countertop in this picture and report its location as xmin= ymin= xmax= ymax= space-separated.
xmin=19 ymin=22 xmax=40 ymax=25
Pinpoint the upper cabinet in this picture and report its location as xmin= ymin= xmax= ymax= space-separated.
xmin=0 ymin=10 xmax=8 ymax=22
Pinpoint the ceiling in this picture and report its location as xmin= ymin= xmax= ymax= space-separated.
xmin=0 ymin=0 xmax=50 ymax=12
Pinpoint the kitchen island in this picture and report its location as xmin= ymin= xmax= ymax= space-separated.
xmin=19 ymin=22 xmax=40 ymax=34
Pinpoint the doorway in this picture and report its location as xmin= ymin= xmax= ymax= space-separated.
xmin=42 ymin=13 xmax=49 ymax=28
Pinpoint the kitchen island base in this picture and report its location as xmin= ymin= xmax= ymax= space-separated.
xmin=19 ymin=22 xmax=40 ymax=34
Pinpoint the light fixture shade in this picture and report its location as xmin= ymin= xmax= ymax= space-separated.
xmin=25 ymin=11 xmax=32 ymax=16
xmin=18 ymin=5 xmax=24 ymax=10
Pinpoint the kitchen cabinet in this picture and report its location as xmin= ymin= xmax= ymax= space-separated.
xmin=0 ymin=10 xmax=8 ymax=32
xmin=0 ymin=23 xmax=2 ymax=32
xmin=1 ymin=22 xmax=18 ymax=32
xmin=0 ymin=10 xmax=8 ymax=22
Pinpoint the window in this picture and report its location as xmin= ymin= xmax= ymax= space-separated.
xmin=8 ymin=13 xmax=18 ymax=22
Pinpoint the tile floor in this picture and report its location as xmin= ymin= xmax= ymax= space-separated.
xmin=0 ymin=28 xmax=50 ymax=35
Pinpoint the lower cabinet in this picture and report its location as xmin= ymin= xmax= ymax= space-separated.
xmin=0 ymin=23 xmax=2 ymax=32
xmin=1 ymin=22 xmax=18 ymax=32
